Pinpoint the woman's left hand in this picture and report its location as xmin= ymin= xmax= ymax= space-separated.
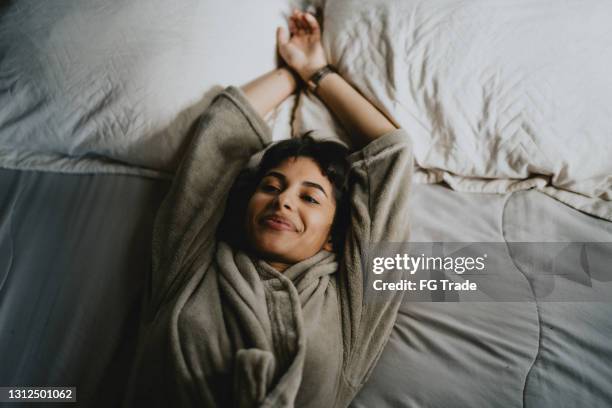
xmin=277 ymin=10 xmax=328 ymax=82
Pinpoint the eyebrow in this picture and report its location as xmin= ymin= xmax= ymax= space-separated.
xmin=264 ymin=171 xmax=329 ymax=198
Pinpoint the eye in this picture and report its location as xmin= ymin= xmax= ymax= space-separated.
xmin=261 ymin=184 xmax=280 ymax=193
xmin=302 ymin=194 xmax=320 ymax=205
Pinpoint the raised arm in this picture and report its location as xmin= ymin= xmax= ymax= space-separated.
xmin=278 ymin=10 xmax=413 ymax=390
xmin=277 ymin=10 xmax=397 ymax=148
xmin=241 ymin=67 xmax=297 ymax=118
xmin=149 ymin=87 xmax=272 ymax=313
xmin=149 ymin=21 xmax=308 ymax=312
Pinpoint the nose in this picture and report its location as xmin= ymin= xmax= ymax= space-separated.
xmin=275 ymin=190 xmax=294 ymax=210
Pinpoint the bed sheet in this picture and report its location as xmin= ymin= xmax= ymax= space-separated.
xmin=1 ymin=169 xmax=610 ymax=407
xmin=0 ymin=168 xmax=169 ymax=407
xmin=298 ymin=0 xmax=612 ymax=221
xmin=0 ymin=0 xmax=295 ymax=177
xmin=352 ymin=184 xmax=612 ymax=407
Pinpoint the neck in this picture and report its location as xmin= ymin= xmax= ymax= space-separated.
xmin=267 ymin=260 xmax=291 ymax=272
xmin=245 ymin=249 xmax=292 ymax=273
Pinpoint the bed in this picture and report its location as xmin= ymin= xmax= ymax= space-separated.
xmin=1 ymin=0 xmax=611 ymax=407
xmin=353 ymin=183 xmax=612 ymax=407
xmin=2 ymin=173 xmax=610 ymax=407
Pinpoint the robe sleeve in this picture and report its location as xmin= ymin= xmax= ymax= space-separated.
xmin=148 ymin=86 xmax=271 ymax=312
xmin=338 ymin=129 xmax=413 ymax=390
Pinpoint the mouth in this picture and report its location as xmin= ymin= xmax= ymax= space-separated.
xmin=260 ymin=214 xmax=297 ymax=232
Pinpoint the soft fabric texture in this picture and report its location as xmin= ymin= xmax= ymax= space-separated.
xmin=2 ymin=169 xmax=612 ymax=407
xmin=297 ymin=0 xmax=612 ymax=221
xmin=351 ymin=184 xmax=612 ymax=407
xmin=123 ymin=86 xmax=413 ymax=407
xmin=0 ymin=0 xmax=295 ymax=177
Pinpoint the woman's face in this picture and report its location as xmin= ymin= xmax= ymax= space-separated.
xmin=245 ymin=156 xmax=336 ymax=270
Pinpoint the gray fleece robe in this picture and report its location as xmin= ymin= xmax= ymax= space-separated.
xmin=124 ymin=86 xmax=413 ymax=407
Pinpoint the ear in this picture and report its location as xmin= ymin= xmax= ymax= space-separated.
xmin=323 ymin=234 xmax=333 ymax=252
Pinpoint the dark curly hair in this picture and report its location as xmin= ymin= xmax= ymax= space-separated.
xmin=218 ymin=133 xmax=351 ymax=257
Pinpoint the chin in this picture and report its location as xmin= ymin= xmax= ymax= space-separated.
xmin=252 ymin=233 xmax=295 ymax=260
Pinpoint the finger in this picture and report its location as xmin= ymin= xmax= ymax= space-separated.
xmin=277 ymin=26 xmax=289 ymax=45
xmin=304 ymin=13 xmax=320 ymax=34
xmin=293 ymin=14 xmax=304 ymax=34
xmin=288 ymin=17 xmax=297 ymax=34
xmin=300 ymin=14 xmax=312 ymax=34
xmin=294 ymin=11 xmax=306 ymax=31
xmin=292 ymin=9 xmax=303 ymax=29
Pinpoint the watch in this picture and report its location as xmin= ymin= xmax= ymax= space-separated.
xmin=307 ymin=65 xmax=336 ymax=93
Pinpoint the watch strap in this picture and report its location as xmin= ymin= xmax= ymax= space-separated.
xmin=307 ymin=65 xmax=336 ymax=93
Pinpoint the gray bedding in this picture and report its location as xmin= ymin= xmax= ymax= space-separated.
xmin=0 ymin=169 xmax=169 ymax=407
xmin=1 ymin=170 xmax=610 ymax=407
xmin=351 ymin=184 xmax=612 ymax=407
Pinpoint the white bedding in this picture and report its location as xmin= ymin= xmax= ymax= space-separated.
xmin=298 ymin=0 xmax=612 ymax=221
xmin=3 ymin=2 xmax=611 ymax=405
xmin=0 ymin=0 xmax=295 ymax=178
xmin=2 ymin=0 xmax=610 ymax=219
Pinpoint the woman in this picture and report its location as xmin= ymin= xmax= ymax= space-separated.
xmin=125 ymin=9 xmax=413 ymax=408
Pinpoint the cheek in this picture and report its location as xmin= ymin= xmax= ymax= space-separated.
xmin=245 ymin=193 xmax=268 ymax=228
xmin=304 ymin=207 xmax=335 ymax=239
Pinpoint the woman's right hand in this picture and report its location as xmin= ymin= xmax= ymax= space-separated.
xmin=277 ymin=10 xmax=328 ymax=82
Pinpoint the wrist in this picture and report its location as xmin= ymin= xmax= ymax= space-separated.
xmin=305 ymin=64 xmax=336 ymax=93
xmin=277 ymin=66 xmax=298 ymax=85
xmin=298 ymin=63 xmax=328 ymax=82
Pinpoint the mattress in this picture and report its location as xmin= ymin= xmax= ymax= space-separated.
xmin=1 ymin=169 xmax=610 ymax=407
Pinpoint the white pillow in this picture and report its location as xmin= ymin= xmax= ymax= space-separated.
xmin=297 ymin=0 xmax=612 ymax=220
xmin=0 ymin=0 xmax=295 ymax=177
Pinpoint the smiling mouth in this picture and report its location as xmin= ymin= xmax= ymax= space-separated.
xmin=261 ymin=215 xmax=296 ymax=232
